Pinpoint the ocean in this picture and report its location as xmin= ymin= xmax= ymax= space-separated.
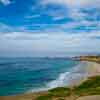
xmin=0 ymin=57 xmax=79 ymax=96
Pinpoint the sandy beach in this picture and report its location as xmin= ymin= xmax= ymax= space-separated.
xmin=63 ymin=61 xmax=100 ymax=87
xmin=0 ymin=60 xmax=100 ymax=100
xmin=77 ymin=95 xmax=100 ymax=100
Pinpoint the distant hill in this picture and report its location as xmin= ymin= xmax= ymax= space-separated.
xmin=72 ymin=55 xmax=100 ymax=63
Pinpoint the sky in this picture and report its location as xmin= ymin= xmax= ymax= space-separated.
xmin=0 ymin=0 xmax=100 ymax=57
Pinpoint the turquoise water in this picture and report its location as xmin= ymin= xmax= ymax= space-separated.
xmin=0 ymin=58 xmax=79 ymax=96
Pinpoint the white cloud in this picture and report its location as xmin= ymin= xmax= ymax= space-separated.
xmin=1 ymin=31 xmax=100 ymax=40
xmin=39 ymin=0 xmax=100 ymax=33
xmin=0 ymin=0 xmax=11 ymax=5
xmin=52 ymin=16 xmax=65 ymax=21
xmin=25 ymin=14 xmax=40 ymax=19
xmin=0 ymin=22 xmax=29 ymax=33
xmin=42 ymin=0 xmax=100 ymax=8
xmin=0 ymin=31 xmax=100 ymax=57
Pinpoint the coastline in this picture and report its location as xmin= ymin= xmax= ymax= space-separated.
xmin=0 ymin=56 xmax=100 ymax=100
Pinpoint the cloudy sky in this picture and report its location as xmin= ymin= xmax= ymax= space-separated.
xmin=0 ymin=0 xmax=100 ymax=57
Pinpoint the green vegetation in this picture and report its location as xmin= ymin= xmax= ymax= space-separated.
xmin=74 ymin=76 xmax=100 ymax=96
xmin=79 ymin=56 xmax=100 ymax=63
xmin=36 ymin=95 xmax=52 ymax=100
xmin=36 ymin=87 xmax=71 ymax=100
xmin=36 ymin=76 xmax=100 ymax=100
xmin=49 ymin=87 xmax=71 ymax=97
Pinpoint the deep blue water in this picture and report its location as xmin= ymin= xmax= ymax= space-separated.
xmin=0 ymin=58 xmax=79 ymax=96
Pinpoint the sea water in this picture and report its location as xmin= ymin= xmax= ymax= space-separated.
xmin=0 ymin=57 xmax=79 ymax=96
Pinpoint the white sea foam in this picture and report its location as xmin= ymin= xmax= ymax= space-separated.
xmin=28 ymin=72 xmax=71 ymax=93
xmin=30 ymin=61 xmax=96 ymax=93
xmin=46 ymin=61 xmax=89 ymax=88
xmin=47 ymin=72 xmax=70 ymax=89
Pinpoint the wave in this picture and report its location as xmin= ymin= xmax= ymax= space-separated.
xmin=29 ymin=61 xmax=90 ymax=93
xmin=47 ymin=61 xmax=90 ymax=88
xmin=47 ymin=72 xmax=70 ymax=89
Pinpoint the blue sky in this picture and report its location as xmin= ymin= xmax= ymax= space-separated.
xmin=0 ymin=0 xmax=100 ymax=57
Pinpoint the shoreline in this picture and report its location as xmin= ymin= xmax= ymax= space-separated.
xmin=0 ymin=56 xmax=100 ymax=100
xmin=27 ymin=61 xmax=100 ymax=93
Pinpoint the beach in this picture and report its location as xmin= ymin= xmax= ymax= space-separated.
xmin=0 ymin=58 xmax=100 ymax=100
